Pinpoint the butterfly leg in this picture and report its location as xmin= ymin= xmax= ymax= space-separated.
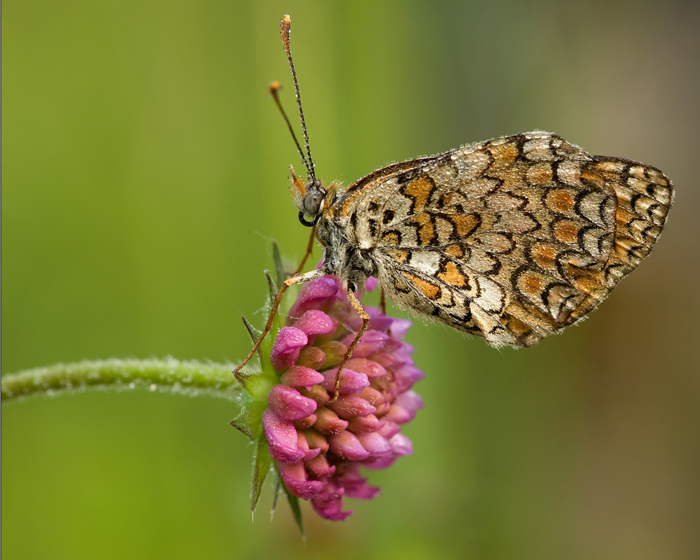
xmin=233 ymin=268 xmax=325 ymax=375
xmin=291 ymin=225 xmax=317 ymax=277
xmin=329 ymin=290 xmax=370 ymax=402
xmin=379 ymin=286 xmax=387 ymax=315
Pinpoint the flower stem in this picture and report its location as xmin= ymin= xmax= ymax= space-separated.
xmin=1 ymin=358 xmax=241 ymax=403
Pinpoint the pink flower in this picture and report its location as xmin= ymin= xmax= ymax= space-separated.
xmin=261 ymin=276 xmax=424 ymax=521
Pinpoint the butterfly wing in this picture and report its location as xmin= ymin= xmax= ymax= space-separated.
xmin=335 ymin=132 xmax=673 ymax=347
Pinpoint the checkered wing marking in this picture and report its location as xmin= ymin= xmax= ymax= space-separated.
xmin=338 ymin=132 xmax=673 ymax=347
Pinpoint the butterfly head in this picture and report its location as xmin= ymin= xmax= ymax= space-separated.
xmin=289 ymin=166 xmax=327 ymax=227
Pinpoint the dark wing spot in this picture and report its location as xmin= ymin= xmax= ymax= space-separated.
xmin=368 ymin=219 xmax=378 ymax=238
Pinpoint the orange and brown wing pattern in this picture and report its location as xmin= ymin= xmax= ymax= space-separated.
xmin=336 ymin=132 xmax=673 ymax=347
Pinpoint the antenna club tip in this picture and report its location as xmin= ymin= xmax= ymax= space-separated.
xmin=281 ymin=15 xmax=291 ymax=38
xmin=280 ymin=15 xmax=291 ymax=48
xmin=269 ymin=81 xmax=282 ymax=95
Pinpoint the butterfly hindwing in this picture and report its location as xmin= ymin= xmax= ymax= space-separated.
xmin=331 ymin=132 xmax=673 ymax=347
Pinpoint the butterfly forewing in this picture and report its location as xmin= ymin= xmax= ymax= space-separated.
xmin=330 ymin=132 xmax=673 ymax=347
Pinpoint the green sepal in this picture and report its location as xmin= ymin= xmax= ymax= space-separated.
xmin=272 ymin=241 xmax=287 ymax=289
xmin=250 ymin=435 xmax=272 ymax=513
xmin=265 ymin=270 xmax=284 ymax=339
xmin=234 ymin=369 xmax=275 ymax=403
xmin=257 ymin=270 xmax=285 ymax=377
xmin=229 ymin=415 xmax=255 ymax=441
xmin=229 ymin=392 xmax=267 ymax=441
xmin=265 ymin=270 xmax=279 ymax=303
xmin=241 ymin=316 xmax=262 ymax=357
xmin=272 ymin=469 xmax=282 ymax=513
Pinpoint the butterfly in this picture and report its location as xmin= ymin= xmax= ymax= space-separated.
xmin=235 ymin=15 xmax=673 ymax=378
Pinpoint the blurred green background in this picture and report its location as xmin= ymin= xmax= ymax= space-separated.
xmin=3 ymin=0 xmax=700 ymax=558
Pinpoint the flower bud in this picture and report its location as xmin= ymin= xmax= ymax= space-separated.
xmin=280 ymin=365 xmax=325 ymax=389
xmin=328 ymin=395 xmax=377 ymax=419
xmin=288 ymin=277 xmax=338 ymax=320
xmin=347 ymin=414 xmax=385 ymax=433
xmin=278 ymin=462 xmax=323 ymax=500
xmin=292 ymin=414 xmax=317 ymax=430
xmin=328 ymin=431 xmax=370 ymax=461
xmin=319 ymin=341 xmax=347 ymax=369
xmin=340 ymin=329 xmax=388 ymax=358
xmin=267 ymin=384 xmax=317 ymax=421
xmin=355 ymin=431 xmax=392 ymax=458
xmin=270 ymin=327 xmax=308 ymax=371
xmin=293 ymin=310 xmax=336 ymax=339
xmin=344 ymin=357 xmax=387 ymax=378
xmin=320 ymin=368 xmax=369 ymax=395
xmin=261 ymin=408 xmax=305 ymax=464
xmin=295 ymin=346 xmax=326 ymax=370
xmin=314 ymin=407 xmax=349 ymax=435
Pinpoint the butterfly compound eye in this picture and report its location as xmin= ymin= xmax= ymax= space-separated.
xmin=298 ymin=180 xmax=326 ymax=227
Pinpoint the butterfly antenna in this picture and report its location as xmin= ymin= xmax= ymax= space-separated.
xmin=280 ymin=14 xmax=316 ymax=184
xmin=269 ymin=81 xmax=309 ymax=172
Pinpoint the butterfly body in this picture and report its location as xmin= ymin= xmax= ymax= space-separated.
xmin=303 ymin=131 xmax=673 ymax=348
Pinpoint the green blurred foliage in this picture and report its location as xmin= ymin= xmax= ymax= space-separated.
xmin=3 ymin=0 xmax=700 ymax=558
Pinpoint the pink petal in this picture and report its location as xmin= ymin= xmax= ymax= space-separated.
xmin=293 ymin=310 xmax=336 ymax=337
xmin=377 ymin=421 xmax=401 ymax=439
xmin=366 ymin=309 xmax=395 ymax=333
xmin=270 ymin=327 xmax=308 ymax=371
xmin=395 ymin=390 xmax=424 ymax=415
xmin=312 ymin=494 xmax=352 ymax=521
xmin=328 ymin=430 xmax=370 ymax=461
xmin=382 ymin=403 xmax=413 ymax=424
xmin=393 ymin=364 xmax=425 ymax=392
xmin=304 ymin=454 xmax=336 ymax=479
xmin=388 ymin=318 xmax=412 ymax=339
xmin=295 ymin=346 xmax=326 ymax=370
xmin=304 ymin=429 xmax=329 ymax=454
xmin=297 ymin=430 xmax=321 ymax=461
xmin=364 ymin=276 xmax=379 ymax=292
xmin=361 ymin=455 xmax=398 ymax=470
xmin=312 ymin=480 xmax=344 ymax=507
xmin=384 ymin=339 xmax=415 ymax=356
xmin=288 ymin=277 xmax=338 ymax=320
xmin=292 ymin=414 xmax=317 ymax=430
xmin=267 ymin=384 xmax=317 ymax=421
xmin=341 ymin=329 xmax=389 ymax=358
xmin=262 ymin=408 xmax=304 ymax=464
xmin=320 ymin=368 xmax=370 ymax=395
xmin=329 ymin=395 xmax=377 ymax=419
xmin=388 ymin=433 xmax=413 ymax=456
xmin=314 ymin=407 xmax=349 ymax=435
xmin=358 ymin=387 xmax=386 ymax=407
xmin=347 ymin=414 xmax=386 ymax=434
xmin=374 ymin=402 xmax=391 ymax=416
xmin=344 ymin=483 xmax=381 ymax=500
xmin=355 ymin=431 xmax=392 ymax=458
xmin=336 ymin=464 xmax=381 ymax=499
xmin=319 ymin=341 xmax=348 ymax=369
xmin=299 ymin=385 xmax=330 ymax=407
xmin=278 ymin=462 xmax=323 ymax=500
xmin=280 ymin=365 xmax=325 ymax=389
xmin=344 ymin=358 xmax=387 ymax=378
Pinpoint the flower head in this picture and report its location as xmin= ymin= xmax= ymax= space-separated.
xmin=232 ymin=271 xmax=424 ymax=525
xmin=260 ymin=275 xmax=424 ymax=520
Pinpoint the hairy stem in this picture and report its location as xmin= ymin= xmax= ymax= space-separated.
xmin=1 ymin=358 xmax=241 ymax=403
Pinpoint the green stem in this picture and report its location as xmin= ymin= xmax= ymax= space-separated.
xmin=1 ymin=358 xmax=241 ymax=403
